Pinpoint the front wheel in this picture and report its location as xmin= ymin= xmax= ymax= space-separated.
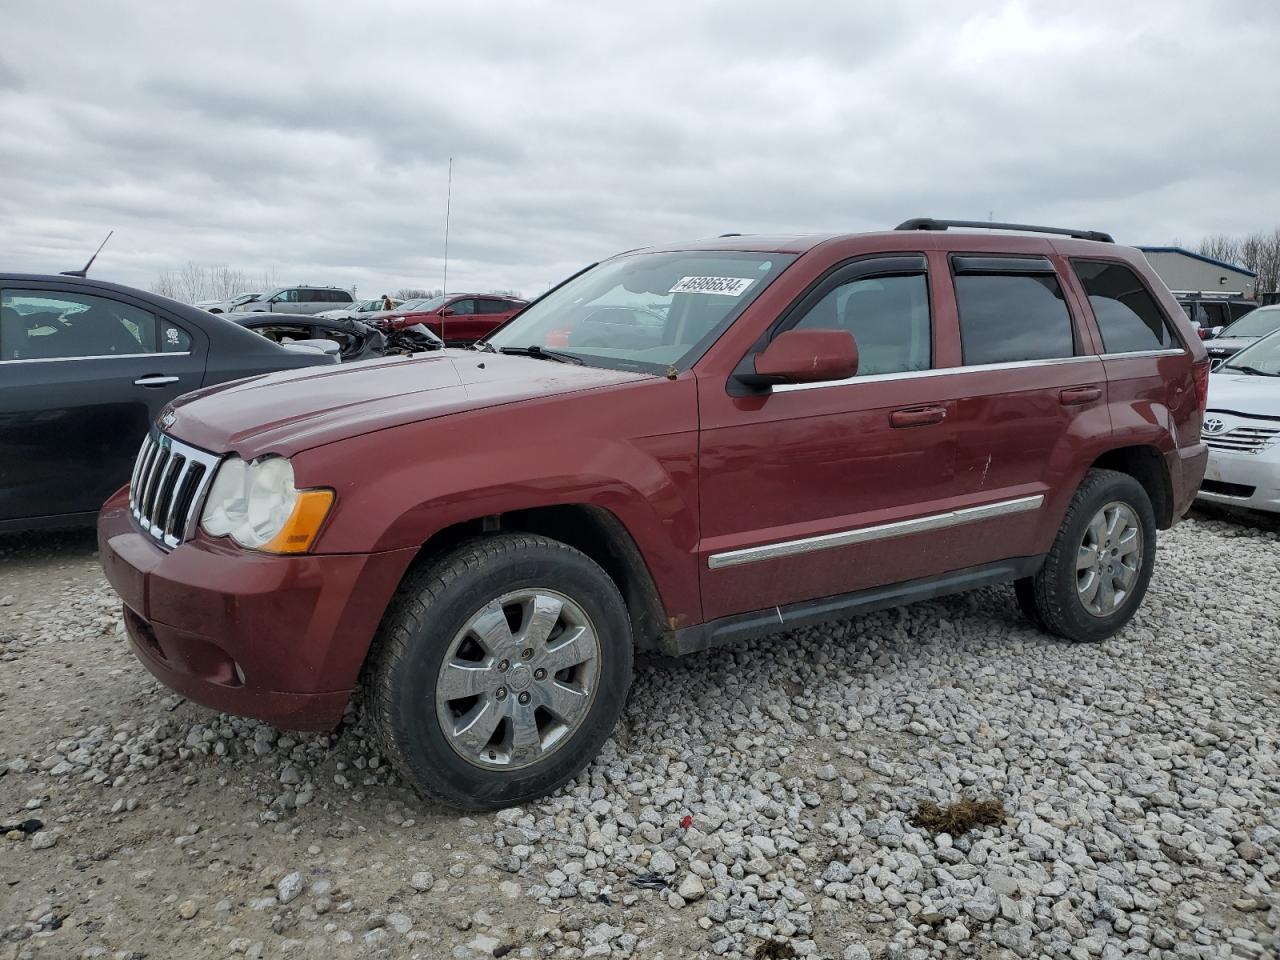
xmin=368 ymin=534 xmax=633 ymax=810
xmin=1015 ymin=469 xmax=1157 ymax=643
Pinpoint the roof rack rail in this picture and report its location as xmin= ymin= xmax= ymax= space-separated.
xmin=895 ymin=218 xmax=1114 ymax=244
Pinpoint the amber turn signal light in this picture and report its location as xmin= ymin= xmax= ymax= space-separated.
xmin=261 ymin=489 xmax=335 ymax=554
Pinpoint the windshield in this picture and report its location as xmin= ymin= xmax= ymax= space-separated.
xmin=233 ymin=293 xmax=261 ymax=306
xmin=1223 ymin=328 xmax=1280 ymax=375
xmin=485 ymin=251 xmax=795 ymax=373
xmin=1219 ymin=306 xmax=1280 ymax=339
xmin=411 ymin=296 xmax=448 ymax=312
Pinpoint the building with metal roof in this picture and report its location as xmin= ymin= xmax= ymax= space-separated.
xmin=1137 ymin=246 xmax=1257 ymax=298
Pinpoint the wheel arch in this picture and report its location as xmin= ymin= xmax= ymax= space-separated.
xmin=1088 ymin=444 xmax=1174 ymax=529
xmin=391 ymin=503 xmax=673 ymax=652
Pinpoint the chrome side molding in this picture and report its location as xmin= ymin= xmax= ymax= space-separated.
xmin=706 ymin=494 xmax=1045 ymax=570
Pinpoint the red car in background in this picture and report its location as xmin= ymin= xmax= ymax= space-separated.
xmin=374 ymin=293 xmax=526 ymax=345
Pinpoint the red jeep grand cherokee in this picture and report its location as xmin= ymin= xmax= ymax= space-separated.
xmin=99 ymin=219 xmax=1209 ymax=810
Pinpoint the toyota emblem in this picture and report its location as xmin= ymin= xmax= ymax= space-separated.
xmin=1203 ymin=417 xmax=1226 ymax=434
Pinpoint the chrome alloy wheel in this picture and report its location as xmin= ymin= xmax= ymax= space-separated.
xmin=435 ymin=589 xmax=601 ymax=770
xmin=1076 ymin=501 xmax=1143 ymax=617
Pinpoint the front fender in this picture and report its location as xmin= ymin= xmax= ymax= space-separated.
xmin=291 ymin=378 xmax=701 ymax=626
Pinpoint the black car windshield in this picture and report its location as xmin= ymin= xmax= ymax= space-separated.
xmin=1219 ymin=306 xmax=1280 ymax=338
xmin=1223 ymin=329 xmax=1280 ymax=375
xmin=485 ymin=251 xmax=795 ymax=373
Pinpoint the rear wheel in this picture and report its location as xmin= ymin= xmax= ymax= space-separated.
xmin=1016 ymin=469 xmax=1156 ymax=643
xmin=368 ymin=534 xmax=632 ymax=810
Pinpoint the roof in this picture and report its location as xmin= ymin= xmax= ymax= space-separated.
xmin=1136 ymin=246 xmax=1257 ymax=277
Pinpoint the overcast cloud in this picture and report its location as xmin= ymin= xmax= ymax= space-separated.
xmin=1 ymin=1 xmax=1277 ymax=299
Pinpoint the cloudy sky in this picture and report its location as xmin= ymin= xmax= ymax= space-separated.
xmin=1 ymin=1 xmax=1277 ymax=299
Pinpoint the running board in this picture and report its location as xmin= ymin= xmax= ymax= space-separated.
xmin=655 ymin=556 xmax=1043 ymax=657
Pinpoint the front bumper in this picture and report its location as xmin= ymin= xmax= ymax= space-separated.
xmin=98 ymin=488 xmax=417 ymax=730
xmin=1197 ymin=444 xmax=1280 ymax=514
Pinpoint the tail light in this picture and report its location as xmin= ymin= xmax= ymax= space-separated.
xmin=1192 ymin=360 xmax=1210 ymax=417
xmin=1197 ymin=328 xmax=1209 ymax=341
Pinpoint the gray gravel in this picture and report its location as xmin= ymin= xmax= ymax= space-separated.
xmin=1 ymin=511 xmax=1278 ymax=959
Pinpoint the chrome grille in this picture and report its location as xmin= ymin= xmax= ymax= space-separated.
xmin=1204 ymin=425 xmax=1280 ymax=455
xmin=129 ymin=432 xmax=221 ymax=547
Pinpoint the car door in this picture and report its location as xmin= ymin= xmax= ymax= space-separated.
xmin=438 ymin=298 xmax=478 ymax=344
xmin=697 ymin=255 xmax=983 ymax=620
xmin=470 ymin=298 xmax=515 ymax=341
xmin=937 ymin=252 xmax=1109 ymax=562
xmin=0 ymin=284 xmax=205 ymax=525
xmin=266 ymin=288 xmax=301 ymax=315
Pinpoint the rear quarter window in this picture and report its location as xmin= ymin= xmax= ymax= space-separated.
xmin=1073 ymin=260 xmax=1177 ymax=353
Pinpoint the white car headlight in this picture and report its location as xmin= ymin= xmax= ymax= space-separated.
xmin=200 ymin=455 xmax=333 ymax=553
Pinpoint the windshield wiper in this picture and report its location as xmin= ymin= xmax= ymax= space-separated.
xmin=1227 ymin=364 xmax=1280 ymax=377
xmin=471 ymin=340 xmax=497 ymax=354
xmin=497 ymin=345 xmax=584 ymax=365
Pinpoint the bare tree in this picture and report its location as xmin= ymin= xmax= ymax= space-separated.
xmin=1188 ymin=229 xmax=1280 ymax=296
xmin=395 ymin=287 xmax=443 ymax=300
xmin=488 ymin=288 xmax=523 ymax=297
xmin=152 ymin=263 xmax=278 ymax=303
xmin=1196 ymin=234 xmax=1241 ymax=265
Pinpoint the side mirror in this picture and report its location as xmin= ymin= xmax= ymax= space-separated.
xmin=439 ymin=307 xmax=454 ymax=317
xmin=738 ymin=329 xmax=859 ymax=388
xmin=1210 ymin=357 xmax=1225 ymax=372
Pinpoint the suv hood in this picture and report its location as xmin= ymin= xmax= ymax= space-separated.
xmin=166 ymin=350 xmax=653 ymax=457
xmin=1207 ymin=371 xmax=1280 ymax=419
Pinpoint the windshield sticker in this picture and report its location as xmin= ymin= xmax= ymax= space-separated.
xmin=669 ymin=276 xmax=755 ymax=297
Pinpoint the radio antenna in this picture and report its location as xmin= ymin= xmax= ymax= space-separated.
xmin=61 ymin=230 xmax=114 ymax=277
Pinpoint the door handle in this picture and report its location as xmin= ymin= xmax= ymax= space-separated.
xmin=890 ymin=405 xmax=948 ymax=428
xmin=134 ymin=375 xmax=180 ymax=387
xmin=1059 ymin=386 xmax=1102 ymax=405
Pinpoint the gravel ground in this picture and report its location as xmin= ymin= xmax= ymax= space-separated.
xmin=1 ymin=511 xmax=1278 ymax=960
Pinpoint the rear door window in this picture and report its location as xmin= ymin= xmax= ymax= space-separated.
xmin=1 ymin=290 xmax=159 ymax=361
xmin=951 ymin=258 xmax=1075 ymax=365
xmin=1072 ymin=260 xmax=1177 ymax=353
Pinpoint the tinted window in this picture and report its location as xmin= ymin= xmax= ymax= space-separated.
xmin=1228 ymin=302 xmax=1256 ymax=322
xmin=953 ymin=272 xmax=1074 ymax=365
xmin=161 ymin=320 xmax=192 ymax=352
xmin=791 ymin=273 xmax=931 ymax=375
xmin=1073 ymin=260 xmax=1176 ymax=353
xmin=447 ymin=299 xmax=476 ymax=315
xmin=327 ymin=290 xmax=353 ymax=303
xmin=0 ymin=290 xmax=159 ymax=361
xmin=1200 ymin=302 xmax=1228 ymax=327
xmin=476 ymin=299 xmax=512 ymax=315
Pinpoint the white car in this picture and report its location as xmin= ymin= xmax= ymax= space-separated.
xmin=314 ymin=297 xmax=402 ymax=320
xmin=195 ymin=292 xmax=263 ymax=314
xmin=1198 ymin=328 xmax=1280 ymax=513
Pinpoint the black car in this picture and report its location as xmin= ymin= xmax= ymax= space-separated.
xmin=1173 ymin=293 xmax=1256 ymax=339
xmin=0 ymin=273 xmax=337 ymax=533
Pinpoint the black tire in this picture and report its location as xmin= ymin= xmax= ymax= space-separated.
xmin=368 ymin=534 xmax=632 ymax=811
xmin=1015 ymin=469 xmax=1157 ymax=643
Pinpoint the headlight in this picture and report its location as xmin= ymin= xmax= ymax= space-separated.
xmin=200 ymin=455 xmax=334 ymax=553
